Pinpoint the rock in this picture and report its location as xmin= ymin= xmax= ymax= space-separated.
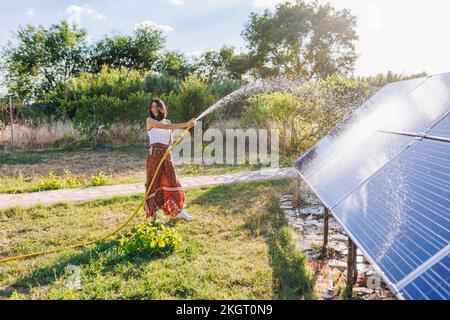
xmin=279 ymin=195 xmax=293 ymax=202
xmin=330 ymin=268 xmax=342 ymax=282
xmin=298 ymin=241 xmax=313 ymax=252
xmin=330 ymin=234 xmax=348 ymax=243
xmin=308 ymin=252 xmax=322 ymax=260
xmin=332 ymin=242 xmax=348 ymax=256
xmin=304 ymin=234 xmax=324 ymax=241
xmin=305 ymin=219 xmax=321 ymax=227
xmin=365 ymin=268 xmax=376 ymax=277
xmin=356 ymin=256 xmax=365 ymax=264
xmin=283 ymin=209 xmax=296 ymax=217
xmin=305 ymin=227 xmax=323 ymax=235
xmin=322 ymin=289 xmax=335 ymax=300
xmin=328 ymin=221 xmax=343 ymax=230
xmin=354 ymin=287 xmax=374 ymax=295
xmin=328 ymin=260 xmax=347 ymax=271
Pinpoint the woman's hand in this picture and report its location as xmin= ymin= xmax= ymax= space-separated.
xmin=186 ymin=118 xmax=197 ymax=127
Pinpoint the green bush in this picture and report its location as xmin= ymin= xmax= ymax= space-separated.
xmin=241 ymin=75 xmax=371 ymax=154
xmin=38 ymin=171 xmax=63 ymax=191
xmin=68 ymin=66 xmax=145 ymax=100
xmin=91 ymin=171 xmax=108 ymax=186
xmin=37 ymin=169 xmax=107 ymax=191
xmin=143 ymin=73 xmax=181 ymax=96
xmin=120 ymin=221 xmax=182 ymax=256
xmin=172 ymin=76 xmax=216 ymax=129
xmin=209 ymin=79 xmax=242 ymax=99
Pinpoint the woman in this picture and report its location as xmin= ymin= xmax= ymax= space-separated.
xmin=145 ymin=98 xmax=196 ymax=222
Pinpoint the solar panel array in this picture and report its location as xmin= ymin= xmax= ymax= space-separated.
xmin=293 ymin=73 xmax=450 ymax=300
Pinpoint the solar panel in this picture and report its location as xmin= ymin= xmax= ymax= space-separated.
xmin=293 ymin=73 xmax=450 ymax=300
xmin=332 ymin=139 xmax=450 ymax=298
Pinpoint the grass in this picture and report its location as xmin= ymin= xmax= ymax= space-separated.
xmin=0 ymin=179 xmax=315 ymax=300
xmin=0 ymin=152 xmax=43 ymax=165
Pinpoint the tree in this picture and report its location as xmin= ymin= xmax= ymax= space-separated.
xmin=1 ymin=21 xmax=88 ymax=102
xmin=242 ymin=0 xmax=358 ymax=80
xmin=352 ymin=71 xmax=428 ymax=88
xmin=194 ymin=46 xmax=252 ymax=82
xmin=89 ymin=26 xmax=166 ymax=73
xmin=155 ymin=51 xmax=193 ymax=79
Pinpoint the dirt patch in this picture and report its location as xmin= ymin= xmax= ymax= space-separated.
xmin=0 ymin=150 xmax=147 ymax=181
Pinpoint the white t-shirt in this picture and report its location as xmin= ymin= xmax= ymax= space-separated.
xmin=147 ymin=119 xmax=172 ymax=145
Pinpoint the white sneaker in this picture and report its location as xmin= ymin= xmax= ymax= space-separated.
xmin=177 ymin=210 xmax=193 ymax=221
xmin=151 ymin=212 xmax=165 ymax=224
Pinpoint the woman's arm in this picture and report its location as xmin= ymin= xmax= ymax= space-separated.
xmin=146 ymin=118 xmax=196 ymax=130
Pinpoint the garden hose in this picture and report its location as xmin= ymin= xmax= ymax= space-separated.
xmin=0 ymin=124 xmax=194 ymax=263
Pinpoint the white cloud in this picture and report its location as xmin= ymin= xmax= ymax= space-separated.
xmin=25 ymin=8 xmax=36 ymax=16
xmin=66 ymin=4 xmax=107 ymax=25
xmin=135 ymin=20 xmax=174 ymax=33
xmin=168 ymin=0 xmax=185 ymax=6
xmin=251 ymin=0 xmax=294 ymax=8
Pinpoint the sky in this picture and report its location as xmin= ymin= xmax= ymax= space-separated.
xmin=0 ymin=0 xmax=449 ymax=93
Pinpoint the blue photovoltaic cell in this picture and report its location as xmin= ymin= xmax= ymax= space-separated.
xmin=428 ymin=112 xmax=450 ymax=138
xmin=332 ymin=139 xmax=450 ymax=294
xmin=401 ymin=73 xmax=450 ymax=134
xmin=303 ymin=132 xmax=414 ymax=207
xmin=400 ymin=255 xmax=450 ymax=300
xmin=295 ymin=78 xmax=425 ymax=178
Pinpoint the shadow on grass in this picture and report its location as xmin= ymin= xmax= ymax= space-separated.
xmin=0 ymin=239 xmax=166 ymax=298
xmin=189 ymin=180 xmax=287 ymax=208
xmin=190 ymin=181 xmax=315 ymax=299
xmin=242 ymin=195 xmax=316 ymax=300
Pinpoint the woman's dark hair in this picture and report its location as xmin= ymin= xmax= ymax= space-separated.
xmin=149 ymin=98 xmax=168 ymax=121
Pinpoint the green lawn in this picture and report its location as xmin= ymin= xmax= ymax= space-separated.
xmin=0 ymin=179 xmax=315 ymax=300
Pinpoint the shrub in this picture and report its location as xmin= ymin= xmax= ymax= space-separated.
xmin=209 ymin=79 xmax=242 ymax=99
xmin=241 ymin=75 xmax=371 ymax=154
xmin=91 ymin=171 xmax=108 ymax=186
xmin=37 ymin=169 xmax=106 ymax=191
xmin=38 ymin=171 xmax=63 ymax=191
xmin=120 ymin=221 xmax=182 ymax=256
xmin=143 ymin=73 xmax=180 ymax=96
xmin=172 ymin=76 xmax=216 ymax=129
xmin=68 ymin=66 xmax=145 ymax=100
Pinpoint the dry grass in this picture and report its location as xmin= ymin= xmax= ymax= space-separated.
xmin=0 ymin=121 xmax=76 ymax=150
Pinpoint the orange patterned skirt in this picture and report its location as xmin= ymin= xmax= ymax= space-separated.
xmin=144 ymin=143 xmax=185 ymax=219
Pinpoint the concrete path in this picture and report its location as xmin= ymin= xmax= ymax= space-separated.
xmin=0 ymin=168 xmax=297 ymax=210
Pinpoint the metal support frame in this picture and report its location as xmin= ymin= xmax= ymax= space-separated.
xmin=347 ymin=237 xmax=358 ymax=287
xmin=322 ymin=206 xmax=329 ymax=257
